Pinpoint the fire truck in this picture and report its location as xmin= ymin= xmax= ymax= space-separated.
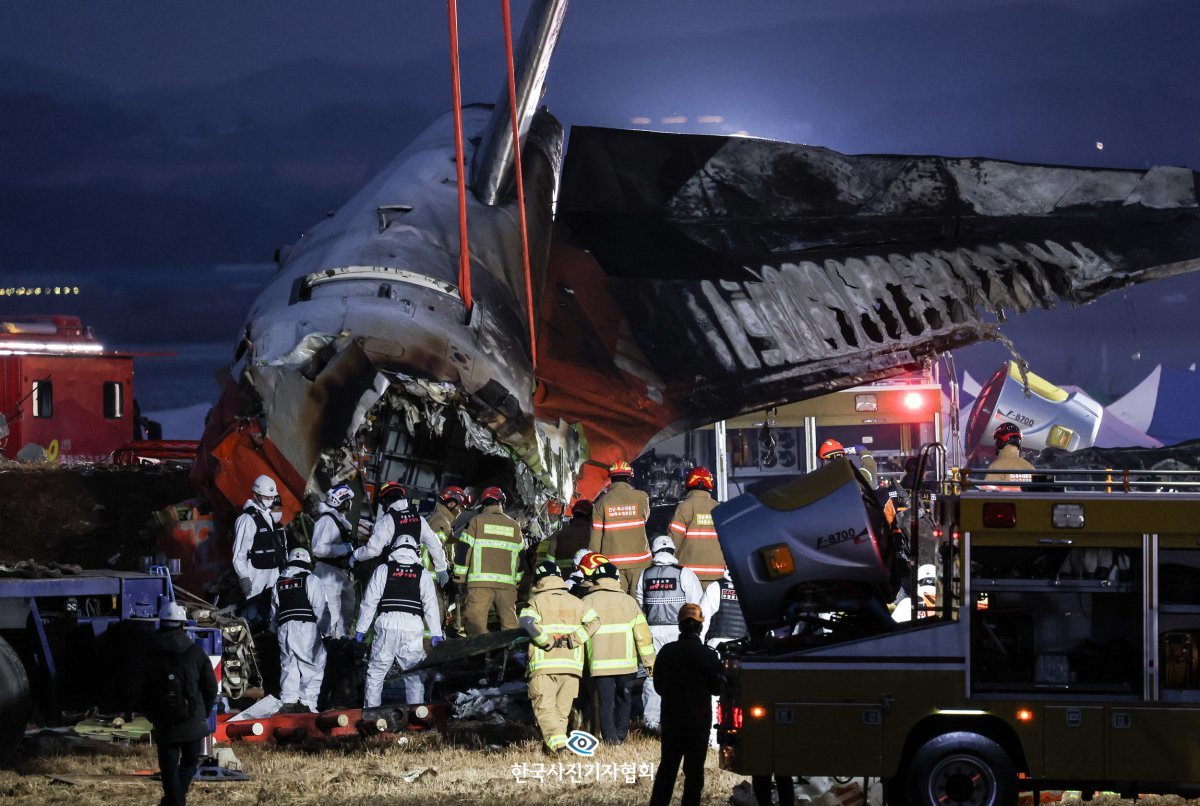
xmin=714 ymin=456 xmax=1200 ymax=803
xmin=0 ymin=315 xmax=136 ymax=462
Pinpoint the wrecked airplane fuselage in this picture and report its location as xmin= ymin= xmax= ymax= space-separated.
xmin=198 ymin=5 xmax=1200 ymax=534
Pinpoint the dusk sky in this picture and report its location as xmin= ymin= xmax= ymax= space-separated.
xmin=1 ymin=0 xmax=1198 ymax=418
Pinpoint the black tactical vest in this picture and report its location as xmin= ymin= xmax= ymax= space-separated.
xmin=379 ymin=561 xmax=423 ymax=615
xmin=641 ymin=564 xmax=685 ymax=626
xmin=709 ymin=577 xmax=748 ymax=640
xmin=315 ymin=513 xmax=353 ymax=569
xmin=246 ymin=508 xmax=287 ymax=571
xmin=389 ymin=510 xmax=423 ymax=547
xmin=276 ymin=573 xmax=316 ymax=624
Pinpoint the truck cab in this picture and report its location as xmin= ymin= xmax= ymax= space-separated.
xmin=715 ymin=458 xmax=1200 ymax=803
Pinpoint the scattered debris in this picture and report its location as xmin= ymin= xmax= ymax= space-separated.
xmin=450 ymin=681 xmax=527 ymax=722
xmin=228 ymin=695 xmax=283 ymax=722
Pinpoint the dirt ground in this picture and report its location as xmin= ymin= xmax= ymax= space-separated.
xmin=3 ymin=729 xmax=1198 ymax=806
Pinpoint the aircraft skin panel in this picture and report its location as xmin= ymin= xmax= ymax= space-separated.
xmin=541 ymin=126 xmax=1200 ymax=478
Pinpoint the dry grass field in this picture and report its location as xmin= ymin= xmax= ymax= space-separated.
xmin=1 ymin=726 xmax=749 ymax=805
xmin=3 ymin=726 xmax=1199 ymax=805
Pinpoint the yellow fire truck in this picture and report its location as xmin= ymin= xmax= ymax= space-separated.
xmin=714 ymin=457 xmax=1200 ymax=804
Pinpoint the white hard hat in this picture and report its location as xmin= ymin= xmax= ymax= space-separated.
xmin=918 ymin=564 xmax=936 ymax=584
xmin=393 ymin=533 xmax=419 ymax=551
xmin=287 ymin=547 xmax=312 ymax=566
xmin=158 ymin=600 xmax=188 ymax=623
xmin=252 ymin=475 xmax=278 ymax=497
xmin=651 ymin=535 xmax=676 ymax=554
xmin=573 ymin=548 xmax=591 ymax=565
xmin=326 ymin=484 xmax=354 ymax=509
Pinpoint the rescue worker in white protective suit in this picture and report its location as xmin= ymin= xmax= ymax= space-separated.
xmin=232 ymin=475 xmax=288 ymax=620
xmin=634 ymin=535 xmax=703 ymax=732
xmin=699 ymin=567 xmax=748 ymax=747
xmin=310 ymin=484 xmax=357 ymax=638
xmin=269 ymin=548 xmax=330 ymax=713
xmin=353 ymin=482 xmax=449 ymax=586
xmin=355 ymin=533 xmax=443 ymax=707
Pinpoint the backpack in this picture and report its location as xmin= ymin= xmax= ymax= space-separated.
xmin=152 ymin=649 xmax=196 ymax=724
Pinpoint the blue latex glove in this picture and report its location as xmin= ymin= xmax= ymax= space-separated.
xmin=436 ymin=569 xmax=449 ymax=587
xmin=355 ymin=631 xmax=366 ymax=644
xmin=430 ymin=635 xmax=444 ymax=648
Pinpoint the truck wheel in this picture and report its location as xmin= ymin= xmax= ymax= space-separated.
xmin=0 ymin=636 xmax=31 ymax=766
xmin=905 ymin=731 xmax=1016 ymax=806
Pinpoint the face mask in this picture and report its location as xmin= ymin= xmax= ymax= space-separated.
xmin=271 ymin=510 xmax=283 ymax=524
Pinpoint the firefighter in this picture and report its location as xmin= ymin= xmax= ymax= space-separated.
xmin=231 ymin=474 xmax=288 ymax=621
xmin=353 ymin=482 xmax=449 ymax=587
xmin=589 ymin=460 xmax=652 ymax=594
xmin=519 ymin=560 xmax=601 ymax=753
xmin=584 ymin=562 xmax=656 ymax=744
xmin=647 ymin=603 xmax=723 ymax=806
xmin=269 ymin=548 xmax=329 ymax=713
xmin=818 ymin=438 xmax=846 ymax=464
xmin=636 ymin=535 xmax=704 ymax=733
xmin=668 ymin=467 xmax=725 ymax=584
xmin=454 ymin=486 xmax=524 ymax=635
xmin=567 ymin=549 xmax=608 ymax=597
xmin=544 ymin=499 xmax=594 ymax=574
xmin=310 ymin=484 xmax=357 ymax=638
xmin=988 ymin=422 xmax=1036 ymax=478
xmin=427 ymin=485 xmax=468 ymax=549
xmin=427 ymin=484 xmax=469 ymax=633
xmin=355 ymin=533 xmax=443 ymax=707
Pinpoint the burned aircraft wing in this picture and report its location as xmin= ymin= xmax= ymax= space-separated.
xmin=537 ymin=126 xmax=1200 ymax=489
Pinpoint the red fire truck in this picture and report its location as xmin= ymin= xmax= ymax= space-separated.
xmin=0 ymin=315 xmax=136 ymax=463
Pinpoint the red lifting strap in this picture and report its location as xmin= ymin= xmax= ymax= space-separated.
xmin=501 ymin=0 xmax=538 ymax=370
xmin=447 ymin=0 xmax=473 ymax=315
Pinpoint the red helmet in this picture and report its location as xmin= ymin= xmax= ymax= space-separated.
xmin=685 ymin=466 xmax=714 ymax=491
xmin=480 ymin=486 xmax=506 ymax=506
xmin=439 ymin=485 xmax=468 ymax=506
xmin=993 ymin=422 xmax=1022 ymax=451
xmin=579 ymin=552 xmax=610 ymax=576
xmin=608 ymin=460 xmax=634 ymax=479
xmin=377 ymin=481 xmax=408 ymax=504
xmin=818 ymin=439 xmax=846 ymax=462
xmin=570 ymin=498 xmax=594 ymax=519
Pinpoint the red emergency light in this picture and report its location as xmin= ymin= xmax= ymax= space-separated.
xmin=902 ymin=391 xmax=926 ymax=411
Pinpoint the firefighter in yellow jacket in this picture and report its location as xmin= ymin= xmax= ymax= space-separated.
xmin=590 ymin=461 xmax=652 ymax=594
xmin=429 ymin=485 xmax=468 ymax=633
xmin=519 ymin=560 xmax=601 ymax=752
xmin=453 ymin=486 xmax=523 ymax=635
xmin=584 ymin=562 xmax=656 ymax=744
xmin=668 ymin=467 xmax=725 ymax=585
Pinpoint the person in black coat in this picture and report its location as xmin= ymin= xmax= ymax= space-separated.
xmin=139 ymin=602 xmax=218 ymax=806
xmin=648 ymin=603 xmax=723 ymax=806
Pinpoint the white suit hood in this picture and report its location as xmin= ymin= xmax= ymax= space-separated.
xmin=652 ymin=550 xmax=680 ymax=566
xmin=316 ymin=501 xmax=352 ymax=530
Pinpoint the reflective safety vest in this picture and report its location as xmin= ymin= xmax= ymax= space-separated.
xmin=584 ymin=578 xmax=656 ymax=676
xmin=641 ymin=564 xmax=686 ymax=626
xmin=589 ymin=482 xmax=651 ymax=568
xmin=456 ymin=507 xmax=523 ymax=589
xmin=246 ymin=508 xmax=287 ymax=571
xmin=276 ymin=573 xmax=316 ymax=624
xmin=669 ymin=489 xmax=725 ymax=581
xmin=709 ymin=577 xmax=748 ymax=640
xmin=520 ymin=580 xmax=599 ymax=676
xmin=379 ymin=561 xmax=424 ymax=615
